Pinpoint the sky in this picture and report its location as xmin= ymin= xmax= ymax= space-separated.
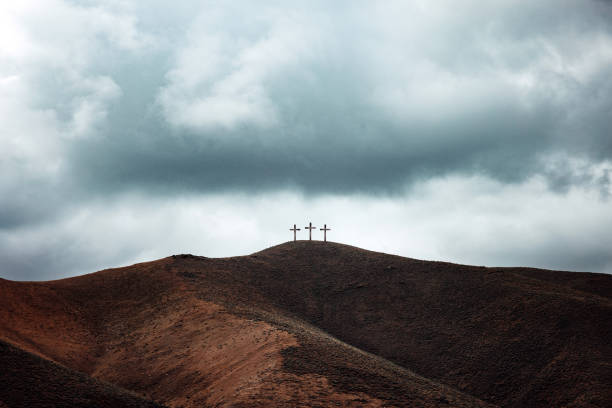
xmin=1 ymin=0 xmax=612 ymax=280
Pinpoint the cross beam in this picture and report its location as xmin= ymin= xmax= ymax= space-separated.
xmin=320 ymin=224 xmax=331 ymax=242
xmin=304 ymin=222 xmax=316 ymax=241
xmin=289 ymin=224 xmax=301 ymax=242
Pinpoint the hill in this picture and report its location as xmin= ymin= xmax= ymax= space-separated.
xmin=1 ymin=241 xmax=611 ymax=407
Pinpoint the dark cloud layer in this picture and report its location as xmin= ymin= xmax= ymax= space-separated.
xmin=69 ymin=108 xmax=552 ymax=195
xmin=54 ymin=0 xmax=611 ymax=198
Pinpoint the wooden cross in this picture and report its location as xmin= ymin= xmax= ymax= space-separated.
xmin=320 ymin=224 xmax=331 ymax=242
xmin=304 ymin=222 xmax=316 ymax=241
xmin=289 ymin=224 xmax=300 ymax=242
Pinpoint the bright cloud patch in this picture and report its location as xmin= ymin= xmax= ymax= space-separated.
xmin=2 ymin=174 xmax=611 ymax=281
xmin=158 ymin=6 xmax=325 ymax=130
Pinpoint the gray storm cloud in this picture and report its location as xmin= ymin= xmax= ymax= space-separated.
xmin=67 ymin=0 xmax=612 ymax=195
xmin=1 ymin=0 xmax=611 ymax=279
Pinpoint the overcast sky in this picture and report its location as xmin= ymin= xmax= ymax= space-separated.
xmin=1 ymin=0 xmax=612 ymax=280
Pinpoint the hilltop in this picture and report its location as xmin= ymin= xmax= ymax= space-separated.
xmin=1 ymin=241 xmax=611 ymax=407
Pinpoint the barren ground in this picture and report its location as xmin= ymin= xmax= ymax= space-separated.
xmin=1 ymin=241 xmax=611 ymax=407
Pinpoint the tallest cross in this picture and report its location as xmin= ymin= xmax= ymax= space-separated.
xmin=304 ymin=222 xmax=316 ymax=241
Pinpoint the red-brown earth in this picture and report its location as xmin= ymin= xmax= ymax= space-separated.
xmin=1 ymin=241 xmax=611 ymax=407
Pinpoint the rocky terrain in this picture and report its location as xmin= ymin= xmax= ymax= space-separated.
xmin=1 ymin=241 xmax=611 ymax=407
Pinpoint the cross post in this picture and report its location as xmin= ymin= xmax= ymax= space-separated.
xmin=305 ymin=222 xmax=316 ymax=241
xmin=289 ymin=224 xmax=300 ymax=242
xmin=320 ymin=224 xmax=331 ymax=242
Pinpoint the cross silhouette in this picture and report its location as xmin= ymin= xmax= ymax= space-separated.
xmin=289 ymin=224 xmax=300 ymax=242
xmin=304 ymin=222 xmax=316 ymax=241
xmin=320 ymin=224 xmax=331 ymax=242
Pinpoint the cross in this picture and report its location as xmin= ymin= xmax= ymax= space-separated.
xmin=320 ymin=224 xmax=331 ymax=242
xmin=289 ymin=224 xmax=300 ymax=242
xmin=304 ymin=222 xmax=316 ymax=241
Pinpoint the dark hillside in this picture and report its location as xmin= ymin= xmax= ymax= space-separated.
xmin=168 ymin=241 xmax=612 ymax=407
xmin=0 ymin=339 xmax=165 ymax=408
xmin=1 ymin=252 xmax=492 ymax=407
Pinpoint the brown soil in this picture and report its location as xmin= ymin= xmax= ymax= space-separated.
xmin=0 ymin=339 xmax=163 ymax=408
xmin=1 ymin=241 xmax=611 ymax=407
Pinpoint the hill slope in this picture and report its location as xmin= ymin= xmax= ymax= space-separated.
xmin=0 ymin=339 xmax=165 ymax=408
xmin=1 ymin=241 xmax=611 ymax=407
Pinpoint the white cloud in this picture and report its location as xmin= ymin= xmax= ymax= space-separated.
xmin=0 ymin=74 xmax=63 ymax=174
xmin=158 ymin=4 xmax=327 ymax=130
xmin=361 ymin=0 xmax=612 ymax=123
xmin=0 ymin=0 xmax=148 ymax=184
xmin=3 ymin=174 xmax=611 ymax=281
xmin=68 ymin=75 xmax=122 ymax=139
